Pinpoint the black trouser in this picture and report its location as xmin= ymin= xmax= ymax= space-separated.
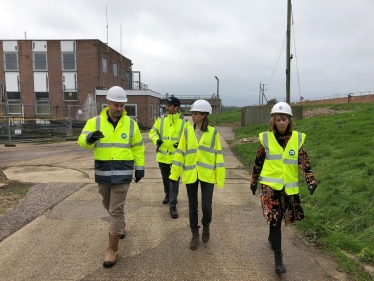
xmin=270 ymin=215 xmax=283 ymax=251
xmin=158 ymin=162 xmax=179 ymax=207
xmin=186 ymin=179 xmax=214 ymax=229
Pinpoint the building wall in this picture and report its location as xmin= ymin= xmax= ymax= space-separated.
xmin=0 ymin=39 xmax=138 ymax=120
xmin=294 ymin=94 xmax=374 ymax=105
xmin=96 ymin=94 xmax=161 ymax=128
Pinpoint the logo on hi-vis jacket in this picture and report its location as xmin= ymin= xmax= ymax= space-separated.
xmin=289 ymin=149 xmax=295 ymax=156
xmin=121 ymin=133 xmax=127 ymax=139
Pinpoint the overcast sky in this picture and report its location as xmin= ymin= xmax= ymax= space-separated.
xmin=2 ymin=0 xmax=374 ymax=106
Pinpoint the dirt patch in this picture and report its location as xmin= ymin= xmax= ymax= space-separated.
xmin=0 ymin=169 xmax=31 ymax=215
xmin=303 ymin=108 xmax=350 ymax=119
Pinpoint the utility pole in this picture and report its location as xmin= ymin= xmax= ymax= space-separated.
xmin=286 ymin=0 xmax=292 ymax=104
xmin=259 ymin=83 xmax=267 ymax=105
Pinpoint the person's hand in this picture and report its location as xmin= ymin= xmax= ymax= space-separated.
xmin=173 ymin=142 xmax=179 ymax=148
xmin=135 ymin=177 xmax=142 ymax=183
xmin=156 ymin=139 xmax=163 ymax=146
xmin=308 ymin=182 xmax=317 ymax=195
xmin=90 ymin=131 xmax=104 ymax=141
xmin=250 ymin=183 xmax=257 ymax=195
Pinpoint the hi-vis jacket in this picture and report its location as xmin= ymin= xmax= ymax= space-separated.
xmin=259 ymin=130 xmax=305 ymax=195
xmin=149 ymin=112 xmax=190 ymax=164
xmin=78 ymin=107 xmax=145 ymax=184
xmin=169 ymin=125 xmax=225 ymax=187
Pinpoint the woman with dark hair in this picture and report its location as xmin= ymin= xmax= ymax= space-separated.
xmin=250 ymin=102 xmax=317 ymax=274
xmin=170 ymin=99 xmax=226 ymax=250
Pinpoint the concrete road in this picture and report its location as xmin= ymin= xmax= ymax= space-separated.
xmin=0 ymin=126 xmax=348 ymax=280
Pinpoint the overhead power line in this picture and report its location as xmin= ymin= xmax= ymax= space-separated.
xmin=266 ymin=36 xmax=286 ymax=93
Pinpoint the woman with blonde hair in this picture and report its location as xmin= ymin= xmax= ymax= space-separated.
xmin=250 ymin=102 xmax=317 ymax=274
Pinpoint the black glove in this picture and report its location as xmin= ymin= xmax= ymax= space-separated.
xmin=250 ymin=184 xmax=257 ymax=195
xmin=173 ymin=142 xmax=179 ymax=148
xmin=156 ymin=139 xmax=163 ymax=146
xmin=135 ymin=177 xmax=142 ymax=183
xmin=308 ymin=182 xmax=317 ymax=195
xmin=90 ymin=131 xmax=104 ymax=142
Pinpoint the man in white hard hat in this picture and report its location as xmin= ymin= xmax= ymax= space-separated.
xmin=78 ymin=86 xmax=145 ymax=268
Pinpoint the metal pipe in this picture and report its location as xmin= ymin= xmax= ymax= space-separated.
xmin=215 ymin=76 xmax=219 ymax=124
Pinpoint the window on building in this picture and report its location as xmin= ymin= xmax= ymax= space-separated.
xmin=122 ymin=68 xmax=125 ymax=80
xmin=102 ymin=57 xmax=107 ymax=73
xmin=6 ymin=92 xmax=22 ymax=115
xmin=35 ymin=92 xmax=50 ymax=115
xmin=33 ymin=53 xmax=48 ymax=71
xmin=62 ymin=53 xmax=76 ymax=71
xmin=63 ymin=92 xmax=78 ymax=101
xmin=125 ymin=104 xmax=137 ymax=118
xmin=7 ymin=92 xmax=21 ymax=100
xmin=150 ymin=103 xmax=154 ymax=120
xmin=126 ymin=69 xmax=131 ymax=89
xmin=113 ymin=63 xmax=118 ymax=77
xmin=4 ymin=53 xmax=18 ymax=71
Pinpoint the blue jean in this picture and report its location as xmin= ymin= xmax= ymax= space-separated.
xmin=186 ymin=179 xmax=214 ymax=229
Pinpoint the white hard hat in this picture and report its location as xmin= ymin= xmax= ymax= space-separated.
xmin=189 ymin=99 xmax=212 ymax=114
xmin=106 ymin=86 xmax=128 ymax=102
xmin=271 ymin=102 xmax=292 ymax=117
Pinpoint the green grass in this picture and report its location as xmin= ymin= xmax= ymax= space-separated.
xmin=221 ymin=103 xmax=374 ymax=280
xmin=209 ymin=109 xmax=241 ymax=125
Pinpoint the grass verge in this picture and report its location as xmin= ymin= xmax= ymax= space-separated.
xmin=219 ymin=104 xmax=374 ymax=280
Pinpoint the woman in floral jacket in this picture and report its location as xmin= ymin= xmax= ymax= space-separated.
xmin=250 ymin=102 xmax=317 ymax=274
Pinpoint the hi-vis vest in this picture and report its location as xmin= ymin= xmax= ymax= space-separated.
xmin=169 ymin=125 xmax=225 ymax=188
xmin=259 ymin=131 xmax=305 ymax=195
xmin=78 ymin=107 xmax=145 ymax=184
xmin=149 ymin=112 xmax=190 ymax=164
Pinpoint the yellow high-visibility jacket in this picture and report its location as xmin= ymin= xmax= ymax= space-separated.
xmin=149 ymin=112 xmax=190 ymax=164
xmin=259 ymin=131 xmax=305 ymax=195
xmin=170 ymin=125 xmax=225 ymax=188
xmin=78 ymin=107 xmax=145 ymax=184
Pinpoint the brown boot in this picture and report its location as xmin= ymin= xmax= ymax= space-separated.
xmin=103 ymin=233 xmax=120 ymax=268
xmin=190 ymin=228 xmax=199 ymax=250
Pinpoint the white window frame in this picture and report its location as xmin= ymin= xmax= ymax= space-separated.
xmin=61 ymin=53 xmax=76 ymax=71
xmin=33 ymin=53 xmax=48 ymax=71
xmin=4 ymin=53 xmax=18 ymax=71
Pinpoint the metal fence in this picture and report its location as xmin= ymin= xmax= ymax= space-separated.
xmin=0 ymin=103 xmax=101 ymax=144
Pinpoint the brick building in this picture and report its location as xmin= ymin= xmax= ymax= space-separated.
xmin=0 ymin=39 xmax=161 ymax=128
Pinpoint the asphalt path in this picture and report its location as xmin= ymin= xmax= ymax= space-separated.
xmin=0 ymin=126 xmax=349 ymax=280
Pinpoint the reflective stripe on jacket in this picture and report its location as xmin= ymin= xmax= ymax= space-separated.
xmin=78 ymin=107 xmax=145 ymax=184
xmin=170 ymin=125 xmax=225 ymax=188
xmin=149 ymin=112 xmax=190 ymax=164
xmin=259 ymin=131 xmax=305 ymax=195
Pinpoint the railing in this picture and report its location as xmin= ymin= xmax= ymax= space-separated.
xmin=132 ymin=81 xmax=148 ymax=90
xmin=162 ymin=95 xmax=219 ymax=99
xmin=291 ymin=90 xmax=374 ymax=103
